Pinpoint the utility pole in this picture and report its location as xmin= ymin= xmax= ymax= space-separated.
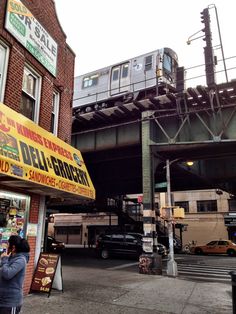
xmin=209 ymin=4 xmax=228 ymax=82
xmin=200 ymin=8 xmax=216 ymax=87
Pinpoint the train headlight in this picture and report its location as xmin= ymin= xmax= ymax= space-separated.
xmin=156 ymin=69 xmax=162 ymax=78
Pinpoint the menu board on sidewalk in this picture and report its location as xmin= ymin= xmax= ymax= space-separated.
xmin=30 ymin=253 xmax=63 ymax=297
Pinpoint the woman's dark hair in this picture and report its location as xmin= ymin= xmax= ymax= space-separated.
xmin=8 ymin=235 xmax=30 ymax=253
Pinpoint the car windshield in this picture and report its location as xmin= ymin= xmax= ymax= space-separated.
xmin=218 ymin=241 xmax=229 ymax=245
xmin=207 ymin=241 xmax=218 ymax=246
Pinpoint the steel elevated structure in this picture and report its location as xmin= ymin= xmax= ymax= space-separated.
xmin=72 ymin=81 xmax=236 ymax=199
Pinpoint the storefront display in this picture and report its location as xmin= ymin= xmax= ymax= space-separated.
xmin=0 ymin=191 xmax=29 ymax=252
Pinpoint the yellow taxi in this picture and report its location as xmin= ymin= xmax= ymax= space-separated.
xmin=192 ymin=240 xmax=236 ymax=256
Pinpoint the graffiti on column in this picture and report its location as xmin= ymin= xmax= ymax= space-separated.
xmin=139 ymin=255 xmax=152 ymax=274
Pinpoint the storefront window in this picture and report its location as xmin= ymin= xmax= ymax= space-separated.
xmin=0 ymin=191 xmax=30 ymax=253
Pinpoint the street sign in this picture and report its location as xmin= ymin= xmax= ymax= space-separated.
xmin=224 ymin=216 xmax=236 ymax=226
xmin=155 ymin=182 xmax=167 ymax=189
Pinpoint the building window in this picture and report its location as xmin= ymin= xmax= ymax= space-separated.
xmin=82 ymin=74 xmax=98 ymax=88
xmin=197 ymin=200 xmax=217 ymax=212
xmin=50 ymin=91 xmax=60 ymax=135
xmin=56 ymin=227 xmax=68 ymax=235
xmin=0 ymin=42 xmax=9 ymax=102
xmin=145 ymin=55 xmax=153 ymax=71
xmin=228 ymin=199 xmax=236 ymax=212
xmin=68 ymin=227 xmax=81 ymax=234
xmin=20 ymin=66 xmax=41 ymax=123
xmin=174 ymin=201 xmax=189 ymax=213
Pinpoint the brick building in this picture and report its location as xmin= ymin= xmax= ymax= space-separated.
xmin=0 ymin=0 xmax=95 ymax=294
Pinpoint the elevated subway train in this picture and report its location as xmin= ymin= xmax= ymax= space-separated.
xmin=73 ymin=47 xmax=181 ymax=113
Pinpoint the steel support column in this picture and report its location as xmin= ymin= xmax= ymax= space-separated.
xmin=139 ymin=111 xmax=162 ymax=275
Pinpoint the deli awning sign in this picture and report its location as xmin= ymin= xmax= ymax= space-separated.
xmin=0 ymin=102 xmax=95 ymax=200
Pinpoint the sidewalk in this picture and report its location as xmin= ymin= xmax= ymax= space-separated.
xmin=22 ymin=262 xmax=233 ymax=314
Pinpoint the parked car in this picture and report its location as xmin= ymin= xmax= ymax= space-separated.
xmin=158 ymin=236 xmax=181 ymax=253
xmin=96 ymin=232 xmax=167 ymax=259
xmin=173 ymin=238 xmax=182 ymax=253
xmin=192 ymin=240 xmax=236 ymax=256
xmin=46 ymin=236 xmax=65 ymax=253
xmin=157 ymin=243 xmax=168 ymax=257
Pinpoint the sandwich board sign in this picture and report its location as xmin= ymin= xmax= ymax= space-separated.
xmin=30 ymin=252 xmax=63 ymax=297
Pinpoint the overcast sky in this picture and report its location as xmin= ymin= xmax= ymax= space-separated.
xmin=55 ymin=0 xmax=236 ymax=87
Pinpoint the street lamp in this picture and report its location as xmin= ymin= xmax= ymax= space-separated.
xmin=166 ymin=159 xmax=178 ymax=277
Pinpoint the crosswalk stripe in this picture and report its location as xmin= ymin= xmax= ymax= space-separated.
xmin=106 ymin=258 xmax=236 ymax=283
xmin=176 ymin=270 xmax=230 ymax=278
xmin=162 ymin=269 xmax=231 ymax=282
xmin=177 ymin=265 xmax=234 ymax=273
xmin=107 ymin=262 xmax=138 ymax=270
xmin=177 ymin=275 xmax=230 ymax=282
xmin=164 ymin=261 xmax=235 ymax=282
xmin=177 ymin=263 xmax=236 ymax=270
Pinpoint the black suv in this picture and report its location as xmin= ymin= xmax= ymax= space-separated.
xmin=96 ymin=233 xmax=167 ymax=259
xmin=46 ymin=236 xmax=65 ymax=253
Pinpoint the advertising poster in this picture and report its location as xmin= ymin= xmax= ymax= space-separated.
xmin=31 ymin=253 xmax=63 ymax=296
xmin=5 ymin=0 xmax=58 ymax=76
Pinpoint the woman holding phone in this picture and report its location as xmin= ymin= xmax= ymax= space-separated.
xmin=0 ymin=235 xmax=30 ymax=314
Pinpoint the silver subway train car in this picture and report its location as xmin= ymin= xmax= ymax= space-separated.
xmin=73 ymin=47 xmax=179 ymax=112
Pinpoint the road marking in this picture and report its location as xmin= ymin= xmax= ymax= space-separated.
xmin=162 ymin=261 xmax=236 ymax=283
xmin=107 ymin=262 xmax=138 ymax=270
xmin=176 ymin=269 xmax=230 ymax=278
xmin=106 ymin=258 xmax=236 ymax=284
xmin=177 ymin=265 xmax=233 ymax=273
xmin=178 ymin=275 xmax=231 ymax=283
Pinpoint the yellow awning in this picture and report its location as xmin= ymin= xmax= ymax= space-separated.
xmin=0 ymin=102 xmax=95 ymax=201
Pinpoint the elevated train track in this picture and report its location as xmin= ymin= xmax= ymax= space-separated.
xmin=73 ymin=81 xmax=236 ymax=131
xmin=72 ymin=81 xmax=236 ymax=198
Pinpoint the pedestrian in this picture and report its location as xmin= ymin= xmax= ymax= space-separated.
xmin=0 ymin=235 xmax=30 ymax=314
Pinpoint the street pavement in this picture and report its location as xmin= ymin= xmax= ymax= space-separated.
xmin=22 ymin=250 xmax=233 ymax=314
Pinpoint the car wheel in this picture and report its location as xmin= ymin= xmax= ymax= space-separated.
xmin=183 ymin=244 xmax=190 ymax=254
xmin=195 ymin=247 xmax=203 ymax=255
xmin=227 ymin=249 xmax=236 ymax=257
xmin=101 ymin=249 xmax=109 ymax=259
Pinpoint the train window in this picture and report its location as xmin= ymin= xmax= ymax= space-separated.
xmin=82 ymin=74 xmax=99 ymax=88
xmin=145 ymin=55 xmax=153 ymax=71
xmin=112 ymin=68 xmax=119 ymax=81
xmin=83 ymin=77 xmax=89 ymax=88
xmin=122 ymin=64 xmax=129 ymax=78
xmin=163 ymin=54 xmax=172 ymax=73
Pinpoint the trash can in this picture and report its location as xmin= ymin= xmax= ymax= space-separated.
xmin=229 ymin=271 xmax=236 ymax=314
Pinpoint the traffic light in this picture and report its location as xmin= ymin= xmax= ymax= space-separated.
xmin=204 ymin=46 xmax=215 ymax=87
xmin=200 ymin=8 xmax=216 ymax=87
xmin=200 ymin=8 xmax=211 ymax=44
